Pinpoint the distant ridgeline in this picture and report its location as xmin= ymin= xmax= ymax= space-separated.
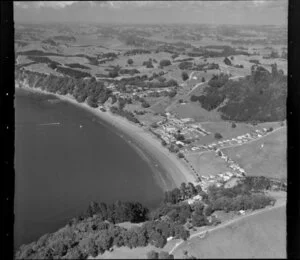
xmin=191 ymin=64 xmax=287 ymax=122
xmin=15 ymin=176 xmax=283 ymax=259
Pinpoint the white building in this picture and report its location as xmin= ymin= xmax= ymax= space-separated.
xmin=228 ymin=172 xmax=234 ymax=177
xmin=167 ymin=236 xmax=174 ymax=242
xmin=239 ymin=210 xmax=245 ymax=215
xmin=223 ymin=176 xmax=230 ymax=181
xmin=181 ymin=118 xmax=194 ymax=123
xmin=193 ymin=195 xmax=202 ymax=201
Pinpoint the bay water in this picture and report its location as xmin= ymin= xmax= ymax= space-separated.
xmin=14 ymin=88 xmax=164 ymax=248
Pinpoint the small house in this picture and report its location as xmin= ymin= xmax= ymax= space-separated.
xmin=193 ymin=195 xmax=202 ymax=201
xmin=176 ymin=141 xmax=185 ymax=146
xmin=167 ymin=236 xmax=174 ymax=242
xmin=239 ymin=210 xmax=245 ymax=215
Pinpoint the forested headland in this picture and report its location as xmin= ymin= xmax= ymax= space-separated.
xmin=15 ymin=176 xmax=278 ymax=259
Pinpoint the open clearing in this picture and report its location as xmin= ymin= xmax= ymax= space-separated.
xmin=173 ymin=204 xmax=286 ymax=259
xmin=91 ymin=245 xmax=158 ymax=259
xmin=170 ymin=102 xmax=221 ymax=122
xmin=222 ymin=127 xmax=286 ymax=178
xmin=186 ymin=152 xmax=230 ymax=177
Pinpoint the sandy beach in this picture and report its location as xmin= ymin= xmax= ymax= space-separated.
xmin=16 ymin=83 xmax=196 ymax=191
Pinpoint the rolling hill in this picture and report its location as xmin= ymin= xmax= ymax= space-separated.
xmin=189 ymin=65 xmax=287 ymax=122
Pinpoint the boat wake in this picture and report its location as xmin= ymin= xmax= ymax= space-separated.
xmin=38 ymin=122 xmax=61 ymax=126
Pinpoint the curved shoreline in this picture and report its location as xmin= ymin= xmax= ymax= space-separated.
xmin=15 ymin=84 xmax=196 ymax=191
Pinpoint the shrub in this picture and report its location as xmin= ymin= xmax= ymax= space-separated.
xmin=159 ymin=59 xmax=171 ymax=67
xmin=147 ymin=63 xmax=154 ymax=68
xmin=204 ymin=205 xmax=213 ymax=216
xmin=168 ymin=90 xmax=177 ymax=98
xmin=231 ymin=122 xmax=237 ymax=128
xmin=147 ymin=250 xmax=159 ymax=259
xmin=159 ymin=251 xmax=174 ymax=259
xmin=66 ymin=63 xmax=90 ymax=70
xmin=127 ymin=58 xmax=133 ymax=65
xmin=142 ymin=101 xmax=150 ymax=108
xmin=202 ymin=77 xmax=205 ymax=82
xmin=161 ymin=140 xmax=167 ymax=146
xmin=214 ymin=133 xmax=223 ymax=139
xmin=143 ymin=60 xmax=154 ymax=68
xmin=190 ymin=95 xmax=199 ymax=102
xmin=182 ymin=71 xmax=189 ymax=81
xmin=171 ymin=54 xmax=179 ymax=60
xmin=224 ymin=57 xmax=232 ymax=66
xmin=109 ymin=70 xmax=119 ymax=78
xmin=56 ymin=66 xmax=91 ymax=78
xmin=158 ymin=76 xmax=167 ymax=83
xmin=191 ymin=214 xmax=208 ymax=227
xmin=208 ymin=73 xmax=229 ymax=88
xmin=178 ymin=61 xmax=193 ymax=70
xmin=177 ymin=153 xmax=184 ymax=159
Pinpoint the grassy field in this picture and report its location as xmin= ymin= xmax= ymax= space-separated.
xmin=169 ymin=102 xmax=221 ymax=122
xmin=199 ymin=121 xmax=280 ymax=140
xmin=186 ymin=152 xmax=231 ymax=177
xmin=186 ymin=121 xmax=283 ymax=146
xmin=173 ymin=205 xmax=286 ymax=259
xmin=222 ymin=127 xmax=286 ymax=178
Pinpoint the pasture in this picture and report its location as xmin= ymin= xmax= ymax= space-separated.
xmin=222 ymin=127 xmax=287 ymax=178
xmin=186 ymin=152 xmax=230 ymax=177
xmin=169 ymin=102 xmax=221 ymax=122
xmin=173 ymin=205 xmax=286 ymax=259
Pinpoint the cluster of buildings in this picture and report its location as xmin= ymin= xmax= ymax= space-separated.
xmin=194 ymin=145 xmax=248 ymax=192
xmin=107 ymin=81 xmax=176 ymax=100
xmin=151 ymin=114 xmax=211 ymax=146
xmin=197 ymin=171 xmax=242 ymax=192
xmin=188 ymin=127 xmax=271 ymax=153
xmin=215 ymin=149 xmax=246 ymax=176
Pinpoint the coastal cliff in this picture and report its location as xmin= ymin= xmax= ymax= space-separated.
xmin=15 ymin=68 xmax=111 ymax=105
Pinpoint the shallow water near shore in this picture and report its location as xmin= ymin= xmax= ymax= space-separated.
xmin=14 ymin=88 xmax=166 ymax=249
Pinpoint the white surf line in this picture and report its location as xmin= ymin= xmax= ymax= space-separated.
xmin=38 ymin=122 xmax=61 ymax=126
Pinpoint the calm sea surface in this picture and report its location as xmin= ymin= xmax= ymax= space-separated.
xmin=14 ymin=88 xmax=164 ymax=248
